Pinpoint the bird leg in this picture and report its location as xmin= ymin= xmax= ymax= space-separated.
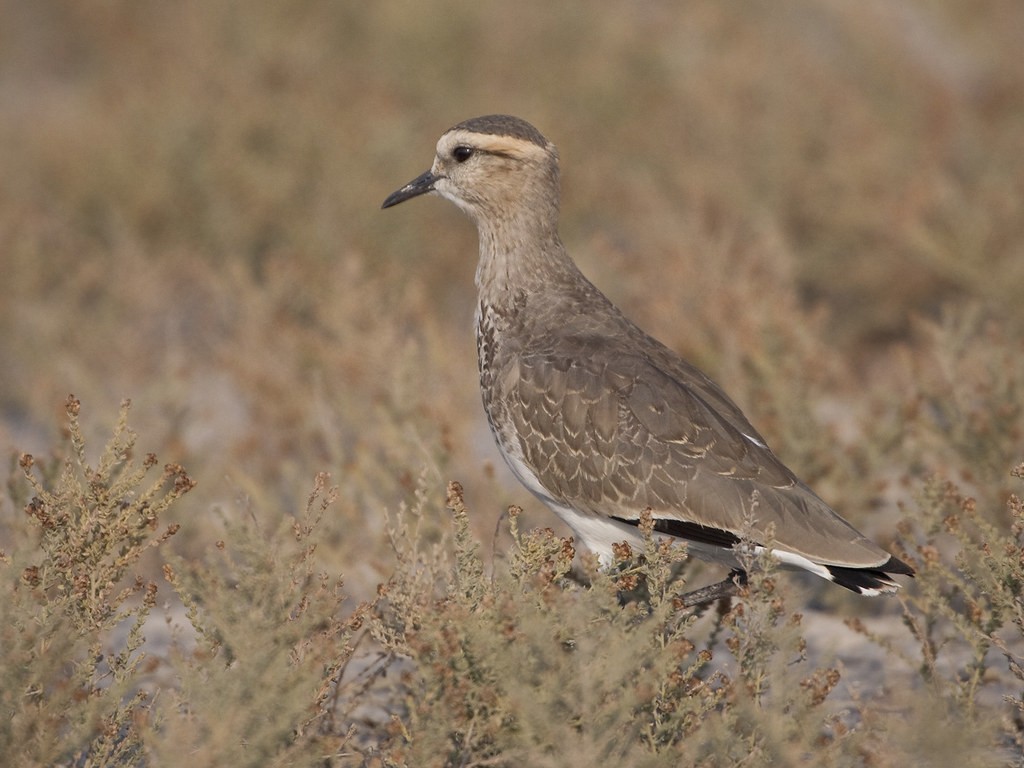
xmin=678 ymin=570 xmax=747 ymax=610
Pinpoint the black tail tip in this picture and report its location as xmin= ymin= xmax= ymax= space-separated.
xmin=827 ymin=555 xmax=914 ymax=595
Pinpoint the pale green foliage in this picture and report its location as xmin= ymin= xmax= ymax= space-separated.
xmin=2 ymin=396 xmax=190 ymax=766
xmin=148 ymin=471 xmax=363 ymax=767
xmin=1 ymin=403 xmax=369 ymax=766
xmin=366 ymin=480 xmax=1024 ymax=767
xmin=3 ymin=402 xmax=1024 ymax=766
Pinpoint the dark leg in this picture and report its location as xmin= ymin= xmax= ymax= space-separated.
xmin=679 ymin=570 xmax=747 ymax=609
xmin=566 ymin=562 xmax=593 ymax=588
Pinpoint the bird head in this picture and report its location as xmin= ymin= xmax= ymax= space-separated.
xmin=382 ymin=114 xmax=559 ymax=225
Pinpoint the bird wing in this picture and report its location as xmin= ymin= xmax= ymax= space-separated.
xmin=505 ymin=344 xmax=891 ymax=568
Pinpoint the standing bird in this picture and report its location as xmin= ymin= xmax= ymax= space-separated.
xmin=383 ymin=115 xmax=912 ymax=605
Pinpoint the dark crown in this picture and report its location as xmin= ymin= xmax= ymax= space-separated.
xmin=447 ymin=114 xmax=548 ymax=148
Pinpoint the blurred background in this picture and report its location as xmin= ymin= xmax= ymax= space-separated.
xmin=1 ymin=0 xmax=1022 ymax=604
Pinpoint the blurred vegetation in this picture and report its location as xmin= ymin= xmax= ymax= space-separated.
xmin=1 ymin=0 xmax=1023 ymax=765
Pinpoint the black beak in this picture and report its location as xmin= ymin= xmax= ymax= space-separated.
xmin=381 ymin=170 xmax=438 ymax=209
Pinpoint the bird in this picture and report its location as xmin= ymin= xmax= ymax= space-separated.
xmin=382 ymin=114 xmax=913 ymax=605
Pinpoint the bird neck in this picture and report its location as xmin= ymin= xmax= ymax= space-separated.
xmin=474 ymin=213 xmax=580 ymax=310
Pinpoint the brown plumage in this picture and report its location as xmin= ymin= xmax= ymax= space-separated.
xmin=383 ymin=114 xmax=913 ymax=598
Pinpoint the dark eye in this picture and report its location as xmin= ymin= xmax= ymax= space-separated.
xmin=452 ymin=145 xmax=474 ymax=163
